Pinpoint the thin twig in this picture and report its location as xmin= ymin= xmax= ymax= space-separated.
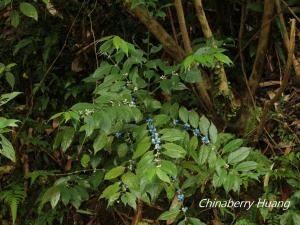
xmin=173 ymin=0 xmax=210 ymax=111
xmin=280 ymin=0 xmax=300 ymax=23
xmin=50 ymin=168 xmax=105 ymax=176
xmin=114 ymin=209 xmax=130 ymax=225
xmin=256 ymin=19 xmax=296 ymax=138
xmin=17 ymin=0 xmax=87 ymax=134
xmin=233 ymin=7 xmax=287 ymax=62
xmin=131 ymin=200 xmax=143 ymax=225
xmin=88 ymin=0 xmax=99 ymax=67
xmin=275 ymin=0 xmax=300 ymax=81
xmin=248 ymin=0 xmax=275 ymax=95
xmin=167 ymin=7 xmax=182 ymax=59
xmin=238 ymin=1 xmax=255 ymax=107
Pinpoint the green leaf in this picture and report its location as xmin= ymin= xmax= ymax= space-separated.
xmin=235 ymin=161 xmax=257 ymax=172
xmin=179 ymin=107 xmax=189 ymax=123
xmin=161 ymin=160 xmax=177 ymax=177
xmin=162 ymin=143 xmax=186 ymax=159
xmin=223 ymin=139 xmax=244 ymax=153
xmin=93 ymin=133 xmax=107 ymax=154
xmin=112 ymin=36 xmax=123 ymax=50
xmin=209 ymin=123 xmax=218 ymax=144
xmin=10 ymin=11 xmax=20 ymax=28
xmin=133 ymin=136 xmax=151 ymax=159
xmin=83 ymin=63 xmax=113 ymax=82
xmin=169 ymin=103 xmax=179 ymax=119
xmin=212 ymin=171 xmax=225 ymax=188
xmin=50 ymin=189 xmax=60 ymax=208
xmin=0 ymin=117 xmax=19 ymax=129
xmin=71 ymin=102 xmax=97 ymax=112
xmin=104 ymin=166 xmax=125 ymax=180
xmin=121 ymin=172 xmax=139 ymax=191
xmin=28 ymin=170 xmax=55 ymax=186
xmin=160 ymin=128 xmax=184 ymax=142
xmin=199 ymin=116 xmax=210 ymax=136
xmin=42 ymin=0 xmax=49 ymax=5
xmin=182 ymin=55 xmax=194 ymax=69
xmin=39 ymin=186 xmax=60 ymax=210
xmin=165 ymin=184 xmax=175 ymax=201
xmin=53 ymin=130 xmax=63 ymax=150
xmin=189 ymin=217 xmax=206 ymax=225
xmin=158 ymin=206 xmax=180 ymax=220
xmin=49 ymin=112 xmax=64 ymax=121
xmin=228 ymin=147 xmax=251 ymax=165
xmin=100 ymin=183 xmax=120 ymax=199
xmin=224 ymin=172 xmax=241 ymax=193
xmin=61 ymin=127 xmax=75 ymax=152
xmin=0 ymin=92 xmax=21 ymax=106
xmin=198 ymin=145 xmax=210 ymax=165
xmin=153 ymin=114 xmax=170 ymax=127
xmin=214 ymin=52 xmax=232 ymax=65
xmin=0 ymin=134 xmax=16 ymax=162
xmin=81 ymin=154 xmax=90 ymax=168
xmin=0 ymin=185 xmax=25 ymax=225
xmin=120 ymin=40 xmax=129 ymax=56
xmin=121 ymin=192 xmax=136 ymax=209
xmin=6 ymin=63 xmax=17 ymax=70
xmin=143 ymin=98 xmax=161 ymax=111
xmin=5 ymin=72 xmax=15 ymax=89
xmin=143 ymin=166 xmax=157 ymax=182
xmin=293 ymin=213 xmax=300 ymax=225
xmin=189 ymin=110 xmax=199 ymax=128
xmin=117 ymin=143 xmax=129 ymax=158
xmin=182 ymin=69 xmax=202 ymax=83
xmin=208 ymin=149 xmax=217 ymax=169
xmin=13 ymin=38 xmax=32 ymax=56
xmin=156 ymin=168 xmax=170 ymax=183
xmin=130 ymin=0 xmax=146 ymax=9
xmin=177 ymin=220 xmax=185 ymax=225
xmin=189 ymin=136 xmax=198 ymax=152
xmin=0 ymin=63 xmax=5 ymax=74
xmin=19 ymin=2 xmax=38 ymax=21
xmin=97 ymin=111 xmax=112 ymax=133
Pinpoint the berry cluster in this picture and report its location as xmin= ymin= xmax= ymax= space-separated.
xmin=177 ymin=193 xmax=185 ymax=202
xmin=174 ymin=119 xmax=210 ymax=145
xmin=146 ymin=118 xmax=162 ymax=165
xmin=176 ymin=190 xmax=189 ymax=213
xmin=146 ymin=118 xmax=162 ymax=151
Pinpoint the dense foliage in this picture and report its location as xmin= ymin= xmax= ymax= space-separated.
xmin=0 ymin=0 xmax=300 ymax=224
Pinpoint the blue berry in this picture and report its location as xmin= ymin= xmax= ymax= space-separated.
xmin=148 ymin=125 xmax=155 ymax=131
xmin=201 ymin=136 xmax=210 ymax=144
xmin=183 ymin=123 xmax=191 ymax=130
xmin=146 ymin=118 xmax=154 ymax=124
xmin=177 ymin=194 xmax=185 ymax=202
xmin=193 ymin=128 xmax=200 ymax=136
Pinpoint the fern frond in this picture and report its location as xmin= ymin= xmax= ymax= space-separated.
xmin=0 ymin=184 xmax=25 ymax=225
